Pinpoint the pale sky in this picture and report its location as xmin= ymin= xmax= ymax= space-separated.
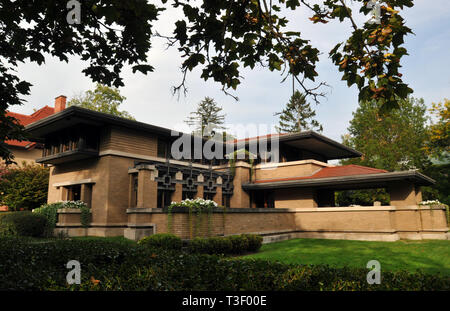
xmin=12 ymin=0 xmax=450 ymax=142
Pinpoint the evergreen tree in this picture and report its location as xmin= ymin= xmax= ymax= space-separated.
xmin=185 ymin=97 xmax=226 ymax=138
xmin=275 ymin=91 xmax=323 ymax=133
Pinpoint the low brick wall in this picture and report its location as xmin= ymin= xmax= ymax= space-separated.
xmin=57 ymin=205 xmax=449 ymax=242
xmin=124 ymin=205 xmax=449 ymax=241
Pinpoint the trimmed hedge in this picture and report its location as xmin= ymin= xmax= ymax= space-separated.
xmin=0 ymin=237 xmax=448 ymax=291
xmin=138 ymin=233 xmax=183 ymax=250
xmin=187 ymin=234 xmax=263 ymax=255
xmin=0 ymin=212 xmax=47 ymax=237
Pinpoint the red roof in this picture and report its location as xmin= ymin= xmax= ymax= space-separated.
xmin=5 ymin=106 xmax=55 ymax=148
xmin=254 ymin=164 xmax=388 ymax=184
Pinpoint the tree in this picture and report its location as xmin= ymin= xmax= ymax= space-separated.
xmin=421 ymin=99 xmax=450 ymax=206
xmin=425 ymin=99 xmax=449 ymax=162
xmin=275 ymin=91 xmax=323 ymax=133
xmin=68 ymin=84 xmax=135 ymax=120
xmin=1 ymin=1 xmax=416 ymax=163
xmin=185 ymin=97 xmax=226 ymax=138
xmin=336 ymin=96 xmax=430 ymax=206
xmin=0 ymin=163 xmax=49 ymax=211
xmin=341 ymin=97 xmax=430 ymax=171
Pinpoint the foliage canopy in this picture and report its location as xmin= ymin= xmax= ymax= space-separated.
xmin=1 ymin=0 xmax=415 ymax=163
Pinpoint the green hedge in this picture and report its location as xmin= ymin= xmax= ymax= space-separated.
xmin=187 ymin=234 xmax=263 ymax=255
xmin=0 ymin=237 xmax=448 ymax=291
xmin=0 ymin=212 xmax=47 ymax=237
xmin=138 ymin=233 xmax=183 ymax=250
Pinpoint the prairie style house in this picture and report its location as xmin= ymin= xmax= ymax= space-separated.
xmin=25 ymin=105 xmax=449 ymax=241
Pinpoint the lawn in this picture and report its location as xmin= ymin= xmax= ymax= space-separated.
xmin=243 ymin=238 xmax=450 ymax=276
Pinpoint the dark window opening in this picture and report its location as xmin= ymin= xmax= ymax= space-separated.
xmin=203 ymin=192 xmax=215 ymax=201
xmin=254 ymin=191 xmax=274 ymax=208
xmin=157 ymin=189 xmax=173 ymax=208
xmin=222 ymin=194 xmax=231 ymax=208
xmin=157 ymin=140 xmax=169 ymax=158
xmin=65 ymin=184 xmax=81 ymax=201
xmin=182 ymin=191 xmax=196 ymax=200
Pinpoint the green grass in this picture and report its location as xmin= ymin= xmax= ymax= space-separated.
xmin=244 ymin=238 xmax=450 ymax=275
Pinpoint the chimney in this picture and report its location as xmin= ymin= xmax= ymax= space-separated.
xmin=54 ymin=95 xmax=66 ymax=113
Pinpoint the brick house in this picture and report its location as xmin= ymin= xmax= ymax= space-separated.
xmin=25 ymin=104 xmax=449 ymax=241
xmin=4 ymin=96 xmax=66 ymax=166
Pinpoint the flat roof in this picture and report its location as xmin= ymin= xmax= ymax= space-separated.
xmin=25 ymin=106 xmax=361 ymax=160
xmin=243 ymin=170 xmax=435 ymax=190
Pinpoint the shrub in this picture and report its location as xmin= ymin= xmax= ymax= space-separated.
xmin=0 ymin=164 xmax=49 ymax=211
xmin=241 ymin=234 xmax=263 ymax=252
xmin=33 ymin=201 xmax=90 ymax=237
xmin=228 ymin=234 xmax=250 ymax=254
xmin=188 ymin=236 xmax=233 ymax=255
xmin=138 ymin=233 xmax=182 ymax=250
xmin=0 ymin=212 xmax=47 ymax=237
xmin=187 ymin=234 xmax=262 ymax=255
xmin=0 ymin=238 xmax=448 ymax=291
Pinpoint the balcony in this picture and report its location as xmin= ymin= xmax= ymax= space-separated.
xmin=36 ymin=148 xmax=99 ymax=165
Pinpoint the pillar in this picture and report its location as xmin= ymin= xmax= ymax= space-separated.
xmin=213 ymin=187 xmax=223 ymax=206
xmin=80 ymin=184 xmax=92 ymax=208
xmin=389 ymin=182 xmax=422 ymax=206
xmin=136 ymin=165 xmax=158 ymax=209
xmin=172 ymin=171 xmax=183 ymax=202
xmin=229 ymin=162 xmax=251 ymax=208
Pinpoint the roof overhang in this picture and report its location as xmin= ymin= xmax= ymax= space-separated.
xmin=25 ymin=106 xmax=177 ymax=141
xmin=236 ymin=131 xmax=362 ymax=161
xmin=243 ymin=170 xmax=435 ymax=191
xmin=25 ymin=106 xmax=228 ymax=148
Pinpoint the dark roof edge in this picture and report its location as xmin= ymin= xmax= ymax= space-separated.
xmin=239 ymin=130 xmax=362 ymax=158
xmin=243 ymin=170 xmax=435 ymax=190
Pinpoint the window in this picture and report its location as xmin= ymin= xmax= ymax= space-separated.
xmin=157 ymin=140 xmax=169 ymax=158
xmin=222 ymin=194 xmax=231 ymax=208
xmin=182 ymin=191 xmax=196 ymax=200
xmin=203 ymin=192 xmax=214 ymax=201
xmin=65 ymin=185 xmax=81 ymax=201
xmin=157 ymin=189 xmax=173 ymax=208
xmin=254 ymin=191 xmax=274 ymax=208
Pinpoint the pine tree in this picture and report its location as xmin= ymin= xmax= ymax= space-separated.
xmin=185 ymin=97 xmax=226 ymax=138
xmin=275 ymin=91 xmax=323 ymax=133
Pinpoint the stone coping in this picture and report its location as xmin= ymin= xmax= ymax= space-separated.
xmin=57 ymin=208 xmax=82 ymax=214
xmin=127 ymin=205 xmax=446 ymax=214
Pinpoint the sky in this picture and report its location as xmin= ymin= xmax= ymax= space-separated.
xmin=12 ymin=0 xmax=450 ymax=142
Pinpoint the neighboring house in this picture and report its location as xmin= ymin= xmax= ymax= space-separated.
xmin=4 ymin=96 xmax=66 ymax=165
xmin=25 ymin=104 xmax=449 ymax=241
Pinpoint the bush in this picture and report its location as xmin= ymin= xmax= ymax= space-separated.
xmin=0 ymin=212 xmax=47 ymax=237
xmin=0 ymin=164 xmax=49 ymax=211
xmin=228 ymin=234 xmax=250 ymax=254
xmin=33 ymin=201 xmax=90 ymax=237
xmin=188 ymin=236 xmax=233 ymax=255
xmin=187 ymin=234 xmax=262 ymax=255
xmin=0 ymin=238 xmax=448 ymax=291
xmin=241 ymin=234 xmax=263 ymax=252
xmin=138 ymin=233 xmax=182 ymax=250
